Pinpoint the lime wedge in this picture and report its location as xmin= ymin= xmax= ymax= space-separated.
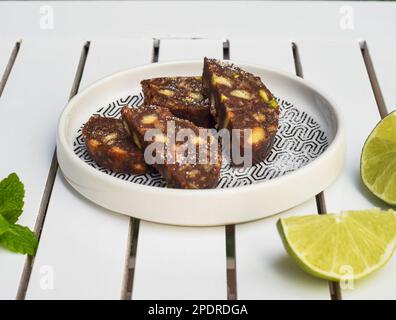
xmin=277 ymin=209 xmax=396 ymax=282
xmin=361 ymin=111 xmax=396 ymax=205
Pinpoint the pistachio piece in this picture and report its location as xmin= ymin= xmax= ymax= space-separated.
xmin=211 ymin=74 xmax=232 ymax=87
xmin=141 ymin=114 xmax=158 ymax=124
xmin=188 ymin=169 xmax=200 ymax=178
xmin=158 ymin=89 xmax=174 ymax=97
xmin=111 ymin=146 xmax=127 ymax=155
xmin=268 ymin=99 xmax=279 ymax=108
xmin=230 ymin=89 xmax=252 ymax=100
xmin=253 ymin=113 xmax=266 ymax=122
xmin=102 ymin=132 xmax=118 ymax=144
xmin=189 ymin=92 xmax=203 ymax=100
xmin=248 ymin=127 xmax=266 ymax=144
xmin=88 ymin=139 xmax=101 ymax=149
xmin=259 ymin=89 xmax=269 ymax=102
xmin=184 ymin=96 xmax=194 ymax=103
xmin=220 ymin=94 xmax=228 ymax=103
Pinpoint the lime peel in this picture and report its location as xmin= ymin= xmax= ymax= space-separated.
xmin=361 ymin=111 xmax=396 ymax=205
xmin=277 ymin=209 xmax=396 ymax=282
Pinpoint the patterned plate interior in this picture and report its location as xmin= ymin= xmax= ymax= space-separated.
xmin=73 ymin=93 xmax=329 ymax=188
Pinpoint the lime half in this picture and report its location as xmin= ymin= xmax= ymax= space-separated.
xmin=277 ymin=209 xmax=396 ymax=282
xmin=361 ymin=111 xmax=396 ymax=205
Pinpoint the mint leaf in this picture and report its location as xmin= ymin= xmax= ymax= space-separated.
xmin=0 ymin=173 xmax=37 ymax=256
xmin=0 ymin=224 xmax=38 ymax=256
xmin=0 ymin=215 xmax=10 ymax=236
xmin=0 ymin=173 xmax=25 ymax=223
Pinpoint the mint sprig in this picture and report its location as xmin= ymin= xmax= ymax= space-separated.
xmin=0 ymin=173 xmax=38 ymax=256
xmin=0 ymin=224 xmax=38 ymax=256
xmin=0 ymin=173 xmax=25 ymax=224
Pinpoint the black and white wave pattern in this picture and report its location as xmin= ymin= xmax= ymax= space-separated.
xmin=73 ymin=94 xmax=329 ymax=189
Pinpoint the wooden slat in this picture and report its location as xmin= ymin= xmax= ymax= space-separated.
xmin=0 ymin=39 xmax=83 ymax=299
xmin=230 ymin=40 xmax=295 ymax=74
xmin=230 ymin=39 xmax=330 ymax=299
xmin=78 ymin=39 xmax=153 ymax=89
xmin=159 ymin=39 xmax=222 ymax=62
xmin=26 ymin=39 xmax=153 ymax=299
xmin=297 ymin=40 xmax=396 ymax=299
xmin=132 ymin=39 xmax=227 ymax=300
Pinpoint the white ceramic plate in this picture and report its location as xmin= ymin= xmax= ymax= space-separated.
xmin=57 ymin=60 xmax=345 ymax=226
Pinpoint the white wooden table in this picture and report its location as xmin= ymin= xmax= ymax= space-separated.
xmin=1 ymin=1 xmax=396 ymax=300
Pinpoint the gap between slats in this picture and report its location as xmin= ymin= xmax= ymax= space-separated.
xmin=123 ymin=39 xmax=159 ymax=300
xmin=121 ymin=218 xmax=140 ymax=299
xmin=292 ymin=42 xmax=342 ymax=301
xmin=223 ymin=39 xmax=237 ymax=301
xmin=360 ymin=41 xmax=389 ymax=118
xmin=16 ymin=41 xmax=91 ymax=300
xmin=0 ymin=41 xmax=20 ymax=97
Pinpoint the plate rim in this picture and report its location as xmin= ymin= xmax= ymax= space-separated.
xmin=58 ymin=59 xmax=344 ymax=196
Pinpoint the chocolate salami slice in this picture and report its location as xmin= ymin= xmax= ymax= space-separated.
xmin=141 ymin=76 xmax=215 ymax=128
xmin=202 ymin=57 xmax=279 ymax=166
xmin=121 ymin=105 xmax=221 ymax=189
xmin=82 ymin=115 xmax=149 ymax=175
